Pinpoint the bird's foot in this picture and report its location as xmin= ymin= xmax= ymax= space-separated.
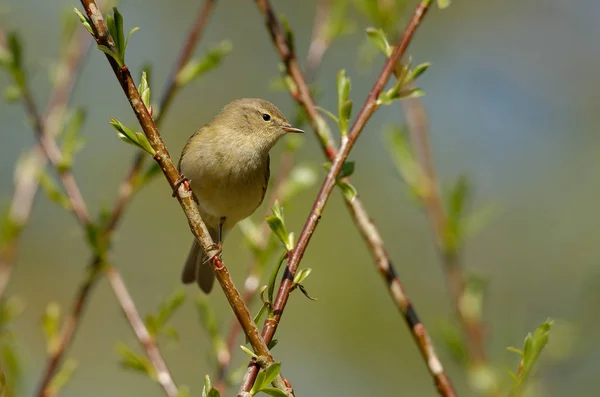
xmin=204 ymin=243 xmax=223 ymax=267
xmin=172 ymin=174 xmax=191 ymax=197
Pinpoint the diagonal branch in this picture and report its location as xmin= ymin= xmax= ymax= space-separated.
xmin=79 ymin=1 xmax=292 ymax=395
xmin=402 ymin=96 xmax=491 ymax=377
xmin=238 ymin=1 xmax=457 ymax=396
xmin=1 ymin=18 xmax=181 ymax=397
xmin=36 ymin=1 xmax=219 ymax=394
xmin=0 ymin=27 xmax=90 ymax=298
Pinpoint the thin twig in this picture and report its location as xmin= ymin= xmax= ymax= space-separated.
xmin=105 ymin=265 xmax=179 ymax=396
xmin=36 ymin=1 xmax=218 ymax=393
xmin=306 ymin=0 xmax=333 ymax=82
xmin=0 ymin=28 xmax=91 ymax=298
xmin=79 ymin=1 xmax=292 ymax=394
xmin=239 ymin=1 xmax=456 ymax=396
xmin=1 ymin=16 xmax=180 ymax=397
xmin=215 ymin=151 xmax=295 ymax=395
xmin=402 ymin=97 xmax=490 ymax=372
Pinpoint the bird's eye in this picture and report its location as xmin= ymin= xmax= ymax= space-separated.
xmin=262 ymin=113 xmax=271 ymax=121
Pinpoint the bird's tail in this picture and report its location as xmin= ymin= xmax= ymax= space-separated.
xmin=181 ymin=226 xmax=219 ymax=293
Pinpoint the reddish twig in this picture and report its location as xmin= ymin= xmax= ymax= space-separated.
xmin=402 ymin=97 xmax=489 ymax=370
xmin=105 ymin=265 xmax=178 ymax=396
xmin=238 ymin=1 xmax=457 ymax=396
xmin=79 ymin=1 xmax=292 ymax=394
xmin=215 ymin=151 xmax=295 ymax=395
xmin=36 ymin=1 xmax=218 ymax=393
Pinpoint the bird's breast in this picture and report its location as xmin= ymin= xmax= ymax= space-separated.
xmin=179 ymin=142 xmax=269 ymax=227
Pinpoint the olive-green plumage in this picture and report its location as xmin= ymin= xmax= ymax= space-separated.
xmin=178 ymin=98 xmax=303 ymax=292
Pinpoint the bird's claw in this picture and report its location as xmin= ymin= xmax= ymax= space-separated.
xmin=172 ymin=175 xmax=191 ymax=197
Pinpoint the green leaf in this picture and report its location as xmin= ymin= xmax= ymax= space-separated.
xmin=202 ymin=375 xmax=220 ymax=397
xmin=261 ymin=363 xmax=282 ymax=390
xmin=336 ymin=69 xmax=352 ymax=135
xmin=156 ymin=289 xmax=186 ymax=326
xmin=73 ymin=8 xmax=94 ymax=35
xmin=293 ymin=268 xmax=312 ymax=285
xmin=39 ymin=172 xmax=71 ymax=210
xmin=125 ymin=26 xmax=140 ymax=58
xmin=253 ymin=303 xmax=268 ymax=330
xmin=138 ymin=70 xmax=151 ymax=110
xmin=268 ymin=250 xmax=287 ymax=304
xmin=265 ymin=201 xmax=293 ymax=251
xmin=458 ymin=275 xmax=487 ymax=323
xmin=251 ymin=370 xmax=267 ymax=395
xmin=176 ymin=41 xmax=232 ymax=86
xmin=111 ymin=8 xmax=125 ymax=58
xmin=260 ymin=387 xmax=289 ymax=397
xmin=439 ymin=321 xmax=467 ymax=364
xmin=365 ymin=27 xmax=392 ymax=57
xmin=337 ymin=180 xmax=357 ymax=201
xmin=97 ymin=44 xmax=121 ymax=66
xmin=3 ymin=85 xmax=21 ymax=102
xmin=398 ymin=87 xmax=425 ymax=99
xmin=315 ymin=106 xmax=339 ymax=124
xmin=509 ymin=319 xmax=553 ymax=396
xmin=410 ymin=62 xmax=430 ymax=81
xmin=110 ymin=118 xmax=156 ymax=155
xmin=42 ymin=303 xmax=61 ymax=355
xmin=322 ymin=161 xmax=355 ymax=181
xmin=116 ymin=342 xmax=154 ymax=377
xmin=60 ymin=108 xmax=86 ymax=169
xmin=7 ymin=33 xmax=22 ymax=72
xmin=280 ymin=14 xmax=295 ymax=55
xmin=47 ymin=358 xmax=78 ymax=396
xmin=0 ymin=210 xmax=23 ymax=253
xmin=437 ymin=0 xmax=451 ymax=9
xmin=239 ymin=345 xmax=257 ymax=359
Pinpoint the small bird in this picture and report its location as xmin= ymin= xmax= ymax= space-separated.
xmin=178 ymin=98 xmax=303 ymax=293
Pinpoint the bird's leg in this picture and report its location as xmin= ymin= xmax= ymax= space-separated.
xmin=217 ymin=217 xmax=226 ymax=250
xmin=204 ymin=217 xmax=226 ymax=265
xmin=172 ymin=174 xmax=192 ymax=197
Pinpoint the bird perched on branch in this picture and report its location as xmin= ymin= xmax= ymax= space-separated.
xmin=178 ymin=98 xmax=303 ymax=293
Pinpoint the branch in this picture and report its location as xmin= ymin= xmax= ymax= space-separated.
xmin=79 ymin=1 xmax=292 ymax=394
xmin=239 ymin=1 xmax=456 ymax=396
xmin=0 ymin=27 xmax=90 ymax=298
xmin=36 ymin=2 xmax=218 ymax=392
xmin=215 ymin=150 xmax=295 ymax=395
xmin=240 ymin=0 xmax=455 ymax=396
xmin=0 ymin=15 xmax=182 ymax=397
xmin=402 ymin=97 xmax=492 ymax=378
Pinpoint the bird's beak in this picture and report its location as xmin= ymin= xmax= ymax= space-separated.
xmin=282 ymin=125 xmax=304 ymax=134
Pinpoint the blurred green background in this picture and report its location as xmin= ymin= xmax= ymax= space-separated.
xmin=1 ymin=0 xmax=600 ymax=396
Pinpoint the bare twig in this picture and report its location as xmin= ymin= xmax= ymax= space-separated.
xmin=306 ymin=0 xmax=333 ymax=82
xmin=36 ymin=1 xmax=218 ymax=393
xmin=0 ymin=28 xmax=90 ymax=297
xmin=402 ymin=97 xmax=490 ymax=374
xmin=215 ymin=150 xmax=295 ymax=395
xmin=238 ymin=1 xmax=457 ymax=396
xmin=1 ymin=16 xmax=181 ymax=397
xmin=79 ymin=1 xmax=292 ymax=394
xmin=105 ymin=265 xmax=179 ymax=396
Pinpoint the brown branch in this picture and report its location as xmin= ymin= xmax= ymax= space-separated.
xmin=402 ymin=97 xmax=491 ymax=374
xmin=306 ymin=0 xmax=333 ymax=82
xmin=79 ymin=1 xmax=292 ymax=395
xmin=36 ymin=1 xmax=218 ymax=393
xmin=215 ymin=150 xmax=295 ymax=395
xmin=238 ymin=1 xmax=453 ymax=396
xmin=105 ymin=265 xmax=179 ymax=396
xmin=0 ymin=27 xmax=91 ymax=298
xmin=2 ymin=13 xmax=180 ymax=397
